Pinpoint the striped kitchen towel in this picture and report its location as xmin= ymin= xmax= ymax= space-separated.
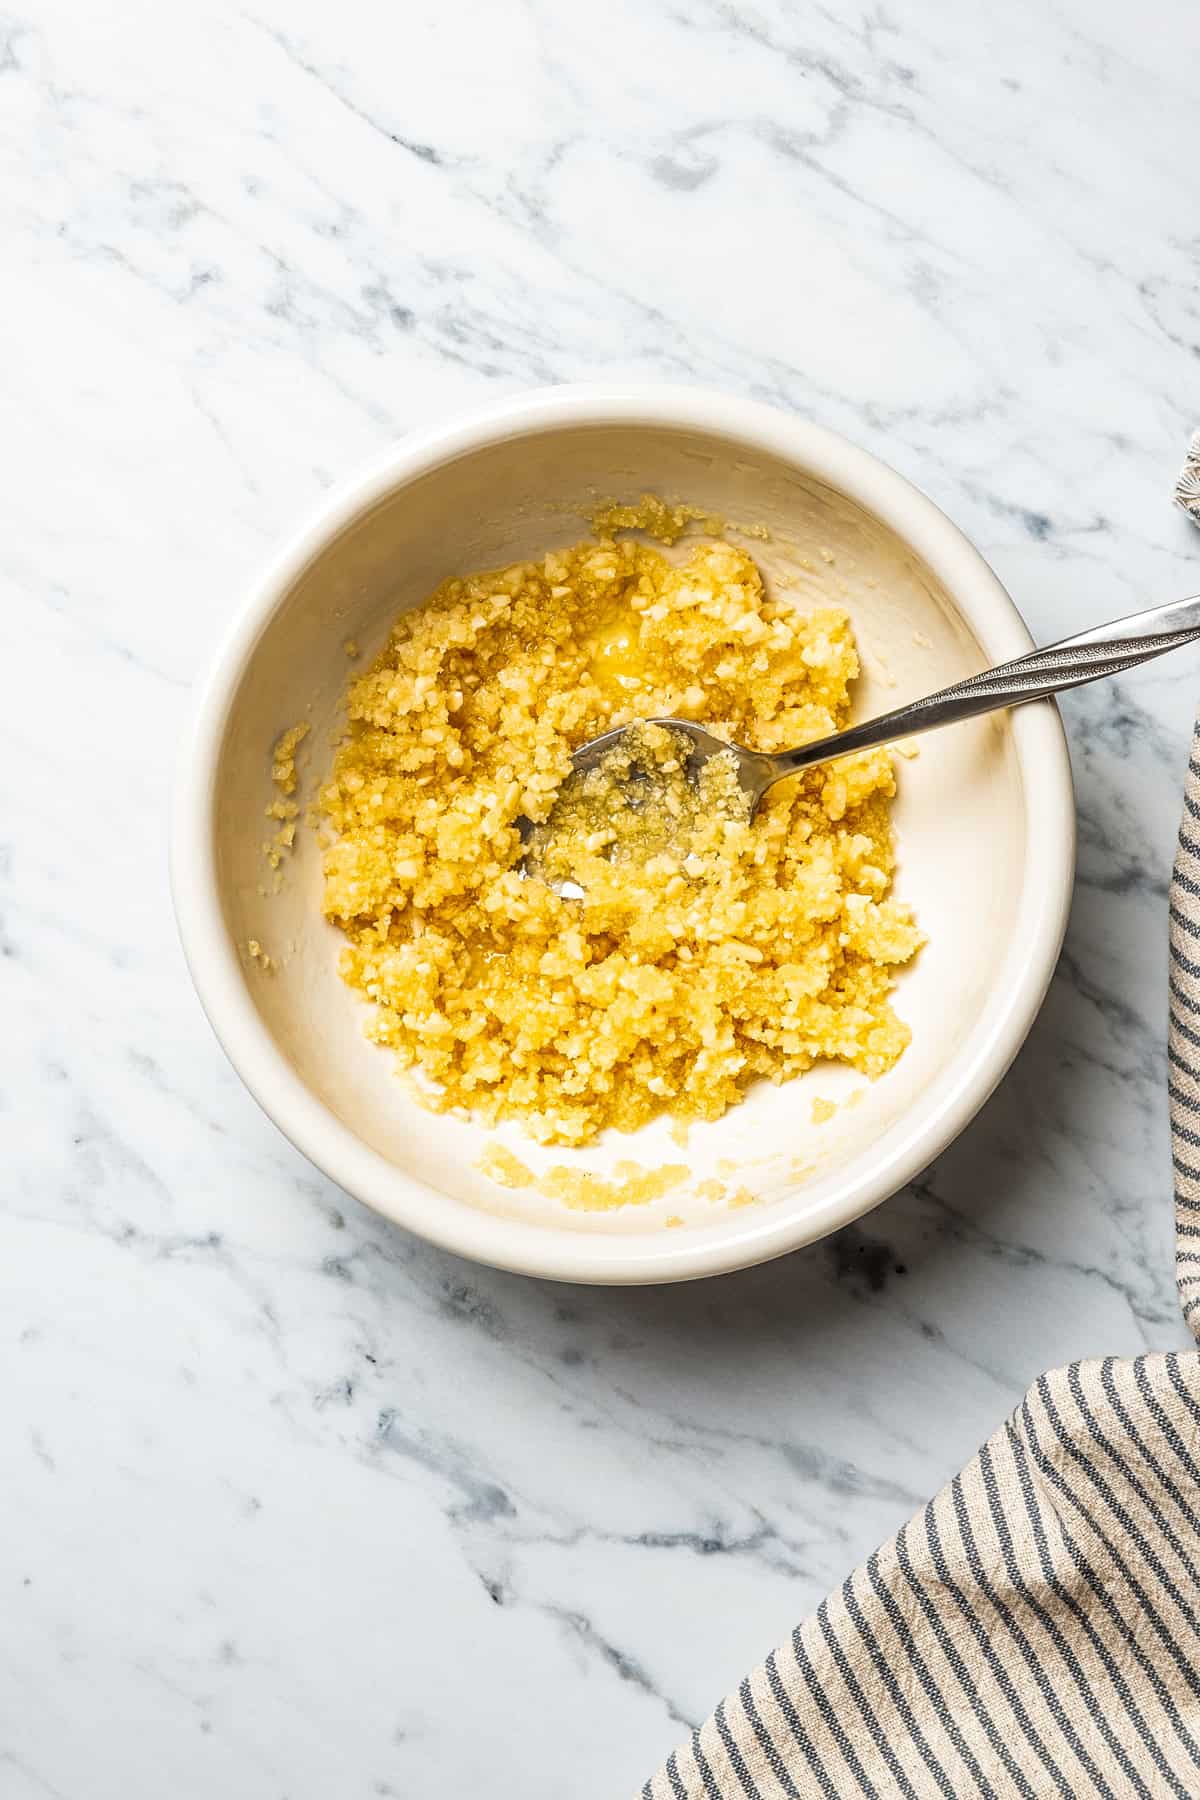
xmin=640 ymin=462 xmax=1200 ymax=1799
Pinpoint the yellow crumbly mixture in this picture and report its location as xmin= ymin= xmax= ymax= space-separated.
xmin=478 ymin=1144 xmax=691 ymax=1212
xmin=317 ymin=529 xmax=921 ymax=1146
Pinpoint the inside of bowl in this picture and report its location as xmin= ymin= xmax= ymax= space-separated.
xmin=215 ymin=422 xmax=1027 ymax=1246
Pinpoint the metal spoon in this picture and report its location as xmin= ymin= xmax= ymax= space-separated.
xmin=546 ymin=592 xmax=1200 ymax=826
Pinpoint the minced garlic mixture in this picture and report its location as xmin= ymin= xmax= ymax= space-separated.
xmin=317 ymin=526 xmax=921 ymax=1146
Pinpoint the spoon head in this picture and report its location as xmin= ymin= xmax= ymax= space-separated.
xmin=517 ymin=719 xmax=766 ymax=896
xmin=570 ymin=718 xmax=763 ymax=801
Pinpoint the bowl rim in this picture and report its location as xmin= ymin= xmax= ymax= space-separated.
xmin=170 ymin=382 xmax=1075 ymax=1285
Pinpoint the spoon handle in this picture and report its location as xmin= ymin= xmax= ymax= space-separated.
xmin=771 ymin=592 xmax=1200 ymax=777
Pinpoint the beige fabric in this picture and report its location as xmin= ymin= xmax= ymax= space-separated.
xmin=1175 ymin=431 xmax=1200 ymax=524
xmin=644 ymin=1355 xmax=1200 ymax=1799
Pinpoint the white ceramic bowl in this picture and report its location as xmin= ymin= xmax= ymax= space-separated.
xmin=172 ymin=385 xmax=1074 ymax=1284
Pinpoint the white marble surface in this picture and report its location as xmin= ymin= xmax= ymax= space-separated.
xmin=3 ymin=1 xmax=1199 ymax=1793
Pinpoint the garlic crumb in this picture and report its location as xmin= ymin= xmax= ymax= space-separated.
xmin=478 ymin=1144 xmax=533 ymax=1189
xmin=271 ymin=722 xmax=309 ymax=797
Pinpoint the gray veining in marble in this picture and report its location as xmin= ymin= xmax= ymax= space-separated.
xmin=2 ymin=1 xmax=1198 ymax=1794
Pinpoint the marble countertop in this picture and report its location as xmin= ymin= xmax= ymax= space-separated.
xmin=5 ymin=1 xmax=1198 ymax=1794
